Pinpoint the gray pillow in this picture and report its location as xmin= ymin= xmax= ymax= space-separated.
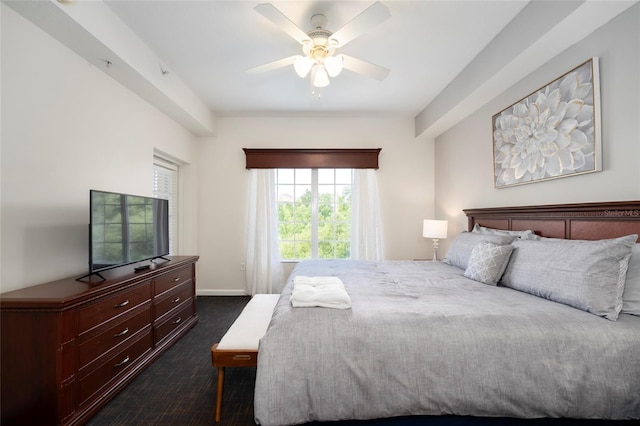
xmin=443 ymin=232 xmax=517 ymax=270
xmin=501 ymin=235 xmax=637 ymax=321
xmin=472 ymin=224 xmax=538 ymax=240
xmin=622 ymin=243 xmax=640 ymax=315
xmin=464 ymin=241 xmax=515 ymax=285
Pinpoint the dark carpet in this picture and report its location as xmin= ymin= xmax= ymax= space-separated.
xmin=88 ymin=296 xmax=634 ymax=426
xmin=88 ymin=296 xmax=255 ymax=426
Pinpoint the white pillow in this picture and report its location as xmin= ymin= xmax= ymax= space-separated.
xmin=464 ymin=241 xmax=515 ymax=285
xmin=501 ymin=235 xmax=637 ymax=321
xmin=443 ymin=232 xmax=517 ymax=270
xmin=622 ymin=243 xmax=640 ymax=315
xmin=472 ymin=224 xmax=538 ymax=240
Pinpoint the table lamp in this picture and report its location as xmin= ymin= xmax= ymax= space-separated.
xmin=423 ymin=219 xmax=448 ymax=261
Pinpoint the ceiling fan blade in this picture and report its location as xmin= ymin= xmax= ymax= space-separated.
xmin=254 ymin=3 xmax=311 ymax=44
xmin=246 ymin=56 xmax=297 ymax=74
xmin=329 ymin=2 xmax=391 ymax=48
xmin=342 ymin=55 xmax=390 ymax=81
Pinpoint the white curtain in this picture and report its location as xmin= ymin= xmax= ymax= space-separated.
xmin=351 ymin=169 xmax=384 ymax=260
xmin=245 ymin=169 xmax=284 ymax=295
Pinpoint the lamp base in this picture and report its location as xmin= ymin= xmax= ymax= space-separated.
xmin=432 ymin=238 xmax=440 ymax=262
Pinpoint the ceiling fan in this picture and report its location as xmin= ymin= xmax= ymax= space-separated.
xmin=248 ymin=2 xmax=391 ymax=97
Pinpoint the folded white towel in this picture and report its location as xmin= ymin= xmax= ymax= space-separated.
xmin=293 ymin=276 xmax=344 ymax=287
xmin=290 ymin=278 xmax=351 ymax=309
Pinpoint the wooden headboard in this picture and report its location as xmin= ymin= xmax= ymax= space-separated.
xmin=464 ymin=200 xmax=640 ymax=242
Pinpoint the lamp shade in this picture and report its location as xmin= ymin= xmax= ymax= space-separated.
xmin=311 ymin=64 xmax=330 ymax=87
xmin=324 ymin=55 xmax=344 ymax=77
xmin=294 ymin=56 xmax=313 ymax=78
xmin=423 ymin=219 xmax=448 ymax=239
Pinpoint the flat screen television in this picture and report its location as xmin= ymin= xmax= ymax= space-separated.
xmin=81 ymin=189 xmax=170 ymax=280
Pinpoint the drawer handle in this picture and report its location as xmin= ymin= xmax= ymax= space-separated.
xmin=114 ymin=300 xmax=130 ymax=308
xmin=233 ymin=355 xmax=252 ymax=360
xmin=173 ymin=317 xmax=182 ymax=325
xmin=114 ymin=327 xmax=129 ymax=338
xmin=172 ymin=297 xmax=181 ymax=304
xmin=114 ymin=355 xmax=130 ymax=367
xmin=172 ymin=277 xmax=180 ymax=282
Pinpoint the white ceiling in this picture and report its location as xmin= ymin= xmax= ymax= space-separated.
xmin=102 ymin=0 xmax=528 ymax=117
xmin=6 ymin=0 xmax=637 ymax=136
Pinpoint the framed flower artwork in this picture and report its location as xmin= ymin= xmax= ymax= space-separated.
xmin=492 ymin=58 xmax=601 ymax=188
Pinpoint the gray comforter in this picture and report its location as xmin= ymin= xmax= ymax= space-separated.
xmin=254 ymin=260 xmax=640 ymax=425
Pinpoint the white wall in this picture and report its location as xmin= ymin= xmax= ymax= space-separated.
xmin=434 ymin=4 xmax=640 ymax=252
xmin=6 ymin=2 xmax=636 ymax=295
xmin=1 ymin=5 xmax=199 ymax=292
xmin=196 ymin=116 xmax=434 ymax=294
xmin=0 ymin=4 xmax=435 ymax=296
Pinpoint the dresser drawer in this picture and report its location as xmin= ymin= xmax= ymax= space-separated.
xmin=77 ymin=305 xmax=152 ymax=370
xmin=78 ymin=330 xmax=153 ymax=405
xmin=77 ymin=281 xmax=151 ymax=335
xmin=154 ymin=281 xmax=194 ymax=320
xmin=154 ymin=300 xmax=194 ymax=343
xmin=154 ymin=265 xmax=192 ymax=297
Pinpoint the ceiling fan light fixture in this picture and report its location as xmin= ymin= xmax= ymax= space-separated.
xmin=311 ymin=64 xmax=330 ymax=88
xmin=324 ymin=55 xmax=344 ymax=77
xmin=294 ymin=56 xmax=313 ymax=78
xmin=250 ymin=2 xmax=391 ymax=96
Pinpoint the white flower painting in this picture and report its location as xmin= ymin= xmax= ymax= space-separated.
xmin=493 ymin=58 xmax=601 ymax=188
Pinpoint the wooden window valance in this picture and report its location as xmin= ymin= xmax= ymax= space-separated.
xmin=243 ymin=148 xmax=381 ymax=169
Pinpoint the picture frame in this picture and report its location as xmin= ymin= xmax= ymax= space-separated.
xmin=492 ymin=58 xmax=601 ymax=188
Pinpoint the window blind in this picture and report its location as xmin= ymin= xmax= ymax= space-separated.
xmin=153 ymin=159 xmax=178 ymax=255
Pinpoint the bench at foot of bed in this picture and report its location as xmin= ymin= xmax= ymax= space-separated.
xmin=210 ymin=294 xmax=279 ymax=422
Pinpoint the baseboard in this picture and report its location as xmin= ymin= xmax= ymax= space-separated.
xmin=196 ymin=289 xmax=249 ymax=296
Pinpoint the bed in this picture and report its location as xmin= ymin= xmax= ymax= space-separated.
xmin=254 ymin=201 xmax=640 ymax=425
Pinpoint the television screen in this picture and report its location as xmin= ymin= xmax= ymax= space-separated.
xmin=89 ymin=190 xmax=170 ymax=274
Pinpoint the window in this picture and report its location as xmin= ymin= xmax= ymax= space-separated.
xmin=153 ymin=158 xmax=178 ymax=254
xmin=276 ymin=168 xmax=352 ymax=260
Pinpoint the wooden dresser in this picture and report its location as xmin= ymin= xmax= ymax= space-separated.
xmin=0 ymin=255 xmax=199 ymax=426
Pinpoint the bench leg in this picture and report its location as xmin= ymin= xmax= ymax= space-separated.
xmin=215 ymin=366 xmax=225 ymax=422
